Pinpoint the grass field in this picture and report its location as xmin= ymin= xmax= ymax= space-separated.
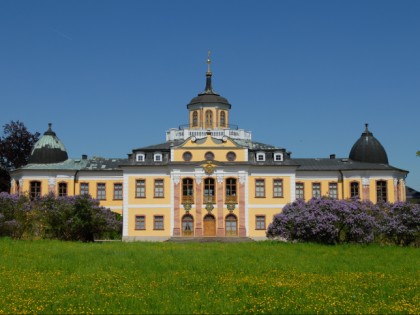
xmin=0 ymin=238 xmax=418 ymax=314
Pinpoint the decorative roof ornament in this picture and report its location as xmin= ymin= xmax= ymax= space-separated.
xmin=207 ymin=50 xmax=212 ymax=75
xmin=203 ymin=50 xmax=215 ymax=94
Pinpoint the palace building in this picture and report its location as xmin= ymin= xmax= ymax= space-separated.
xmin=10 ymin=55 xmax=408 ymax=241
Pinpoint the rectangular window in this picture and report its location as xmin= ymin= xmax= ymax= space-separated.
xmin=135 ymin=215 xmax=145 ymax=230
xmin=273 ymin=179 xmax=283 ymax=198
xmin=154 ymin=215 xmax=164 ymax=230
xmin=350 ymin=182 xmax=360 ymax=198
xmin=255 ymin=179 xmax=265 ymax=198
xmin=58 ymin=182 xmax=68 ymax=197
xmin=30 ymin=181 xmax=41 ymax=199
xmin=135 ymin=179 xmax=146 ymax=198
xmin=114 ymin=183 xmax=123 ymax=200
xmin=255 ymin=215 xmax=266 ymax=230
xmin=377 ymin=180 xmax=387 ymax=202
xmin=154 ymin=179 xmax=164 ymax=198
xmin=80 ymin=182 xmax=89 ymax=195
xmin=296 ymin=182 xmax=304 ymax=199
xmin=329 ymin=183 xmax=338 ymax=199
xmin=312 ymin=183 xmax=321 ymax=198
xmin=97 ymin=183 xmax=106 ymax=200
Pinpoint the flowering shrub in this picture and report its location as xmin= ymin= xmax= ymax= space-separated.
xmin=267 ymin=198 xmax=419 ymax=246
xmin=0 ymin=192 xmax=121 ymax=241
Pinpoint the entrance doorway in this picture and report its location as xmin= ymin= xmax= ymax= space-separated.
xmin=225 ymin=214 xmax=237 ymax=236
xmin=182 ymin=214 xmax=194 ymax=237
xmin=203 ymin=214 xmax=216 ymax=236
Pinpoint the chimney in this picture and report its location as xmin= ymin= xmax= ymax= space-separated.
xmin=330 ymin=154 xmax=336 ymax=159
xmin=82 ymin=154 xmax=88 ymax=160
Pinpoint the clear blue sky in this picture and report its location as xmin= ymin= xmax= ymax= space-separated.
xmin=1 ymin=0 xmax=419 ymax=190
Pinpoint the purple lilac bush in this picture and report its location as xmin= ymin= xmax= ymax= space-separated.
xmin=267 ymin=197 xmax=419 ymax=246
xmin=0 ymin=192 xmax=121 ymax=241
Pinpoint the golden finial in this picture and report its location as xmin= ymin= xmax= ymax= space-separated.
xmin=207 ymin=50 xmax=211 ymax=74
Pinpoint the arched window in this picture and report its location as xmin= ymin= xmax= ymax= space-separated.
xmin=204 ymin=178 xmax=215 ymax=204
xmin=220 ymin=111 xmax=226 ymax=127
xmin=225 ymin=178 xmax=237 ymax=203
xmin=225 ymin=214 xmax=237 ymax=236
xmin=192 ymin=111 xmax=198 ymax=127
xmin=205 ymin=110 xmax=213 ymax=129
xmin=58 ymin=182 xmax=68 ymax=197
xmin=182 ymin=178 xmax=194 ymax=204
xmin=182 ymin=214 xmax=194 ymax=236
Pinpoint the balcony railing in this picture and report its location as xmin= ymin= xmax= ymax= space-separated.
xmin=166 ymin=127 xmax=252 ymax=142
xmin=203 ymin=195 xmax=216 ymax=204
xmin=181 ymin=195 xmax=194 ymax=204
xmin=178 ymin=123 xmax=239 ymax=130
xmin=225 ymin=195 xmax=238 ymax=204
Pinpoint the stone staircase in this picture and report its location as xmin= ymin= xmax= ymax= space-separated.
xmin=166 ymin=237 xmax=254 ymax=243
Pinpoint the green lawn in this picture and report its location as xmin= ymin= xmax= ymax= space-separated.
xmin=0 ymin=238 xmax=418 ymax=314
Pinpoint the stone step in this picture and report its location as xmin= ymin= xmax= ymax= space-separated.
xmin=166 ymin=237 xmax=254 ymax=243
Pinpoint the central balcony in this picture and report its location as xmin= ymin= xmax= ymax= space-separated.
xmin=166 ymin=124 xmax=252 ymax=142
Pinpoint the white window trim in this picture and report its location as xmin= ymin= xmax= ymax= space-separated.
xmin=256 ymin=152 xmax=265 ymax=162
xmin=274 ymin=152 xmax=283 ymax=162
xmin=154 ymin=152 xmax=163 ymax=162
xmin=136 ymin=153 xmax=145 ymax=162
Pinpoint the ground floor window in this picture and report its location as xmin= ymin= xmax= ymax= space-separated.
xmin=182 ymin=214 xmax=194 ymax=236
xmin=225 ymin=214 xmax=237 ymax=236
xmin=376 ymin=180 xmax=387 ymax=202
xmin=350 ymin=182 xmax=359 ymax=198
xmin=255 ymin=215 xmax=266 ymax=230
xmin=58 ymin=182 xmax=67 ymax=197
xmin=328 ymin=183 xmax=337 ymax=199
xmin=312 ymin=183 xmax=321 ymax=198
xmin=30 ymin=181 xmax=41 ymax=199
xmin=296 ymin=182 xmax=304 ymax=199
xmin=97 ymin=183 xmax=106 ymax=200
xmin=135 ymin=215 xmax=145 ymax=230
xmin=154 ymin=215 xmax=164 ymax=230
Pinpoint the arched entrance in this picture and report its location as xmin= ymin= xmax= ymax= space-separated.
xmin=182 ymin=214 xmax=194 ymax=237
xmin=225 ymin=214 xmax=238 ymax=236
xmin=203 ymin=214 xmax=216 ymax=236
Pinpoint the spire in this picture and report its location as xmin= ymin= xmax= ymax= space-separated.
xmin=204 ymin=50 xmax=214 ymax=94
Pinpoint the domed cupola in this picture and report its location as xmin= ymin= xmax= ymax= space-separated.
xmin=29 ymin=123 xmax=68 ymax=164
xmin=186 ymin=52 xmax=231 ymax=130
xmin=349 ymin=124 xmax=389 ymax=164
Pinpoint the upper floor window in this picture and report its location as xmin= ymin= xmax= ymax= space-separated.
xmin=220 ymin=111 xmax=226 ymax=127
xmin=30 ymin=181 xmax=41 ymax=199
xmin=256 ymin=152 xmax=265 ymax=162
xmin=205 ymin=151 xmax=215 ymax=161
xmin=205 ymin=110 xmax=213 ymax=129
xmin=204 ymin=178 xmax=215 ymax=203
xmin=154 ymin=153 xmax=162 ymax=162
xmin=273 ymin=179 xmax=283 ymax=198
xmin=350 ymin=182 xmax=360 ymax=198
xmin=136 ymin=153 xmax=145 ymax=162
xmin=192 ymin=111 xmax=198 ymax=127
xmin=274 ymin=152 xmax=283 ymax=162
xmin=255 ymin=179 xmax=265 ymax=198
xmin=154 ymin=179 xmax=164 ymax=198
xmin=226 ymin=151 xmax=236 ymax=162
xmin=97 ymin=183 xmax=106 ymax=200
xmin=114 ymin=183 xmax=123 ymax=200
xmin=312 ymin=183 xmax=321 ymax=198
xmin=376 ymin=180 xmax=387 ymax=202
xmin=136 ymin=179 xmax=146 ymax=198
xmin=296 ymin=182 xmax=304 ymax=199
xmin=329 ymin=183 xmax=338 ymax=199
xmin=225 ymin=178 xmax=237 ymax=203
xmin=182 ymin=178 xmax=194 ymax=204
xmin=183 ymin=151 xmax=192 ymax=162
xmin=80 ymin=182 xmax=89 ymax=195
xmin=58 ymin=182 xmax=68 ymax=197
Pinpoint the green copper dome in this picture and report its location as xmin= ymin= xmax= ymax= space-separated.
xmin=29 ymin=123 xmax=68 ymax=164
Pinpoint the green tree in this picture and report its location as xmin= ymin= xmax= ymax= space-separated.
xmin=0 ymin=121 xmax=39 ymax=192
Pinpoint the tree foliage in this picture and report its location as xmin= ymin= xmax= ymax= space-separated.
xmin=0 ymin=192 xmax=122 ymax=241
xmin=0 ymin=121 xmax=40 ymax=192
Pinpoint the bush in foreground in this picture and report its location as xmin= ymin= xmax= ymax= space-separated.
xmin=0 ymin=192 xmax=121 ymax=241
xmin=267 ymin=198 xmax=419 ymax=246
